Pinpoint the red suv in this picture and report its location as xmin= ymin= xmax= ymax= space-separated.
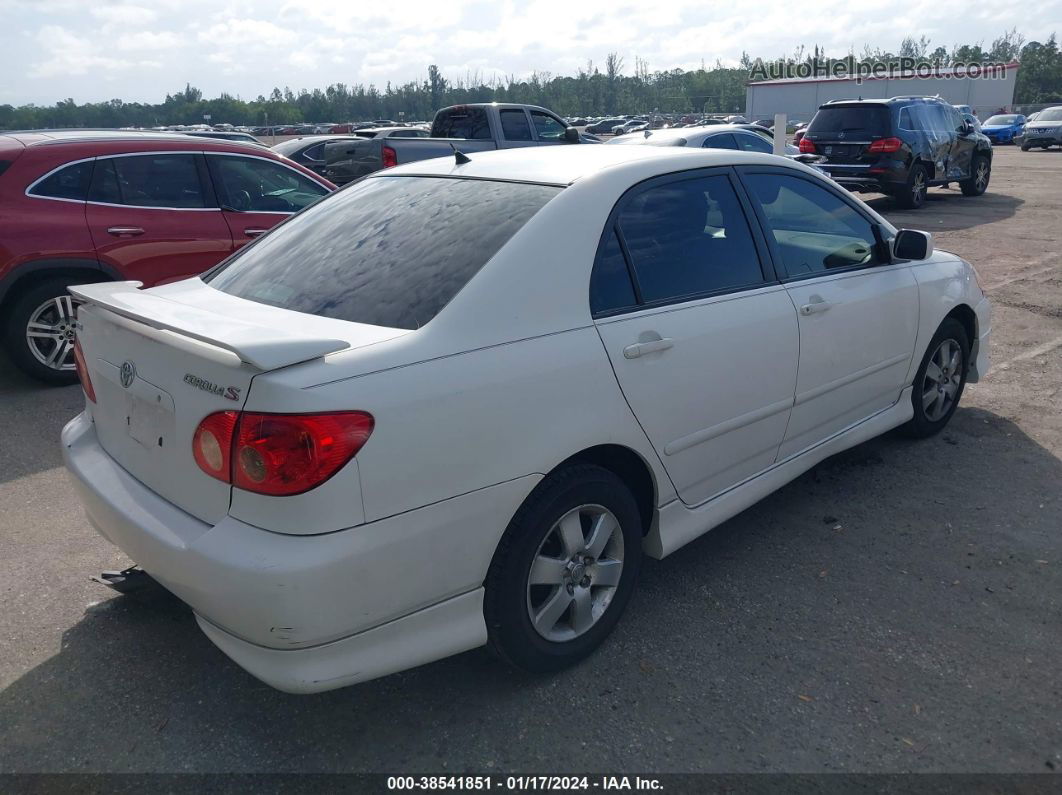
xmin=0 ymin=130 xmax=335 ymax=384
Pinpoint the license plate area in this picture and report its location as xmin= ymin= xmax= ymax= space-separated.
xmin=126 ymin=382 xmax=175 ymax=451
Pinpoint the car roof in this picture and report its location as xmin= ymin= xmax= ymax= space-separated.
xmin=0 ymin=129 xmax=282 ymax=155
xmin=607 ymin=124 xmax=765 ymax=146
xmin=380 ymin=143 xmax=794 ymax=186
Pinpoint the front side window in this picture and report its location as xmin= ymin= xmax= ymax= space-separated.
xmin=205 ymin=176 xmax=560 ymax=330
xmin=735 ymin=132 xmax=773 ymax=153
xmin=88 ymin=154 xmax=206 ymax=208
xmin=500 ymin=110 xmax=533 ymax=141
xmin=616 ymin=175 xmax=764 ymax=303
xmin=744 ymin=173 xmax=885 ymax=277
xmin=530 ymin=111 xmax=567 ymax=142
xmin=28 ymin=160 xmax=93 ymax=201
xmin=209 ymin=155 xmax=328 ymax=213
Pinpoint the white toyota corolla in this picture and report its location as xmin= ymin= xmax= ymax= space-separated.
xmin=64 ymin=144 xmax=991 ymax=693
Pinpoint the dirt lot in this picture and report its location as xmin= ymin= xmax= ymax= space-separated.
xmin=0 ymin=146 xmax=1059 ymax=774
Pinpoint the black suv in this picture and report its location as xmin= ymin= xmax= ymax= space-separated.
xmin=800 ymin=96 xmax=993 ymax=209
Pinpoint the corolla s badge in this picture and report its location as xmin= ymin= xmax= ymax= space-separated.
xmin=119 ymin=361 xmax=136 ymax=389
xmin=183 ymin=373 xmax=242 ymax=401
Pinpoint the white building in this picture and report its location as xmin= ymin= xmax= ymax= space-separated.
xmin=745 ymin=63 xmax=1019 ymax=123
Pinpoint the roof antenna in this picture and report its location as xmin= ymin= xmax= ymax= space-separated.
xmin=449 ymin=143 xmax=471 ymax=165
xmin=644 ymin=129 xmax=652 ymax=138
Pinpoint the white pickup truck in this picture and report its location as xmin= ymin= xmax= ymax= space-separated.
xmin=322 ymin=103 xmax=598 ymax=184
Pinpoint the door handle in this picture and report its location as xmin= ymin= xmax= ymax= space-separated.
xmin=623 ymin=338 xmax=674 ymax=359
xmin=799 ymin=296 xmax=833 ymax=315
xmin=106 ymin=226 xmax=144 ymax=237
xmin=243 ymin=228 xmax=268 ymax=238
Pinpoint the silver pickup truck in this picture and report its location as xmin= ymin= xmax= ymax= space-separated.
xmin=322 ymin=103 xmax=598 ymax=184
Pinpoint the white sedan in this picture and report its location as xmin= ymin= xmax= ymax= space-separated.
xmin=64 ymin=144 xmax=991 ymax=693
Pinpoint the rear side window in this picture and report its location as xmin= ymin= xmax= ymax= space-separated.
xmin=616 ymin=174 xmax=764 ymax=303
xmin=28 ymin=160 xmax=93 ymax=201
xmin=432 ymin=107 xmax=491 ymax=139
xmin=808 ymin=106 xmax=889 ymax=138
xmin=702 ymin=133 xmax=738 ymax=150
xmin=500 ymin=110 xmax=533 ymax=141
xmin=590 ymin=228 xmax=636 ymax=315
xmin=205 ymin=177 xmax=560 ymax=330
xmin=88 ymin=154 xmax=206 ymax=208
xmin=734 ymin=132 xmax=773 ymax=153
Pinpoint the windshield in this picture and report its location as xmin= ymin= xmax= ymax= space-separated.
xmin=205 ymin=176 xmax=561 ymax=330
xmin=985 ymin=115 xmax=1020 ymax=125
xmin=1036 ymin=108 xmax=1062 ymax=122
xmin=807 ymin=106 xmax=889 ymax=138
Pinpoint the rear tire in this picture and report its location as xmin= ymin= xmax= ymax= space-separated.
xmin=3 ymin=277 xmax=82 ymax=385
xmin=484 ymin=463 xmax=643 ymax=673
xmin=900 ymin=318 xmax=970 ymax=439
xmin=895 ymin=163 xmax=928 ymax=209
xmin=960 ymin=155 xmax=990 ymax=197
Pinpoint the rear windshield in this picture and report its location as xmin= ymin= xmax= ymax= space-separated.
xmin=807 ymin=105 xmax=890 ymax=138
xmin=204 ymin=176 xmax=560 ymax=330
xmin=431 ymin=107 xmax=491 ymax=139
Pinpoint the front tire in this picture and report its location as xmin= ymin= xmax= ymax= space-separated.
xmin=901 ymin=318 xmax=970 ymax=438
xmin=3 ymin=278 xmax=82 ymax=385
xmin=895 ymin=163 xmax=928 ymax=209
xmin=484 ymin=464 xmax=643 ymax=672
xmin=960 ymin=155 xmax=990 ymax=196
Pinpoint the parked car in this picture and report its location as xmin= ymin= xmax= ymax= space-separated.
xmin=0 ymin=130 xmax=334 ymax=383
xmin=349 ymin=126 xmax=430 ymax=140
xmin=801 ymin=96 xmax=993 ymax=209
xmin=64 ymin=144 xmax=990 ymax=693
xmin=1018 ymin=106 xmax=1062 ymax=150
xmin=605 ymin=124 xmax=828 ymax=176
xmin=321 ymin=103 xmax=596 ymax=185
xmin=270 ymin=135 xmax=366 ymax=177
xmin=981 ymin=114 xmax=1026 ymax=144
xmin=586 ymin=118 xmax=627 ymax=134
xmin=792 ymin=124 xmax=808 ymax=146
xmin=612 ymin=119 xmax=649 ymax=135
xmin=182 ymin=131 xmax=265 ymax=146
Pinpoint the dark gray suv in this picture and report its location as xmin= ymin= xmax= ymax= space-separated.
xmin=800 ymin=96 xmax=993 ymax=209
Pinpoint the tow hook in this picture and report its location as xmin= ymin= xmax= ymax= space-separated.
xmin=91 ymin=566 xmax=158 ymax=594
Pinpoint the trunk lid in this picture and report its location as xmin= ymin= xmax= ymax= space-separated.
xmin=73 ymin=278 xmax=407 ymax=524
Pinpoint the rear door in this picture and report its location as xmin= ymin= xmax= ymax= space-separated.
xmin=86 ymin=152 xmax=233 ymax=286
xmin=497 ymin=108 xmax=539 ymax=149
xmin=205 ymin=152 xmax=331 ymax=250
xmin=592 ymin=168 xmax=799 ymax=506
xmin=740 ymin=168 xmax=919 ymax=460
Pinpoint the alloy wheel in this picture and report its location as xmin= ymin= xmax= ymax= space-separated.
xmin=25 ymin=294 xmax=80 ymax=371
xmin=975 ymin=161 xmax=989 ymax=192
xmin=526 ymin=504 xmax=625 ymax=642
xmin=912 ymin=170 xmax=927 ymax=205
xmin=921 ymin=338 xmax=963 ymax=422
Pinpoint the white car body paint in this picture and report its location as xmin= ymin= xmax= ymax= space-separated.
xmin=64 ymin=145 xmax=990 ymax=693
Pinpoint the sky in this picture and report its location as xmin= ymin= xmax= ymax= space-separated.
xmin=2 ymin=0 xmax=1060 ymax=106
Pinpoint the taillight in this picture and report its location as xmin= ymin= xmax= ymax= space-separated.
xmin=192 ymin=410 xmax=239 ymax=482
xmin=192 ymin=411 xmax=374 ymax=496
xmin=867 ymin=137 xmax=903 ymax=153
xmin=381 ymin=145 xmax=397 ymax=169
xmin=73 ymin=338 xmax=96 ymax=403
xmin=798 ymin=137 xmax=816 ymax=154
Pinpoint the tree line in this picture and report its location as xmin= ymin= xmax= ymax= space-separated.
xmin=2 ymin=30 xmax=1060 ymax=130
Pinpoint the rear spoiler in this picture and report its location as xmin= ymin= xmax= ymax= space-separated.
xmin=70 ymin=281 xmax=349 ymax=371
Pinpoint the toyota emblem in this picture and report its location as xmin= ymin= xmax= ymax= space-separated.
xmin=120 ymin=361 xmax=136 ymax=389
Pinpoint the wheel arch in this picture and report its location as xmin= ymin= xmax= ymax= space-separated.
xmin=0 ymin=259 xmax=119 ymax=312
xmin=551 ymin=444 xmax=658 ymax=536
xmin=945 ymin=303 xmax=978 ymax=353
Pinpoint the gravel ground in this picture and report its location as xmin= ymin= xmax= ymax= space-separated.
xmin=0 ymin=146 xmax=1059 ymax=775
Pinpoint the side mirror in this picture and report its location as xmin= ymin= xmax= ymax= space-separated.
xmin=564 ymin=126 xmax=580 ymax=143
xmin=961 ymin=120 xmax=972 ymax=134
xmin=893 ymin=228 xmax=933 ymax=261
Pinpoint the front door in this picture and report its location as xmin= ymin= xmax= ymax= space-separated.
xmin=591 ymin=170 xmax=799 ymax=506
xmin=86 ymin=152 xmax=232 ymax=286
xmin=740 ymin=169 xmax=919 ymax=460
xmin=205 ymin=153 xmax=332 ymax=251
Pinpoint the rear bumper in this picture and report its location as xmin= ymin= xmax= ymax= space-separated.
xmin=62 ymin=413 xmax=537 ymax=691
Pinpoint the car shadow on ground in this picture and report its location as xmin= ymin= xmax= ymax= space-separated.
xmin=1 ymin=406 xmax=1060 ymax=773
xmin=0 ymin=353 xmax=83 ymax=486
xmin=865 ymin=189 xmax=1023 ymax=233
